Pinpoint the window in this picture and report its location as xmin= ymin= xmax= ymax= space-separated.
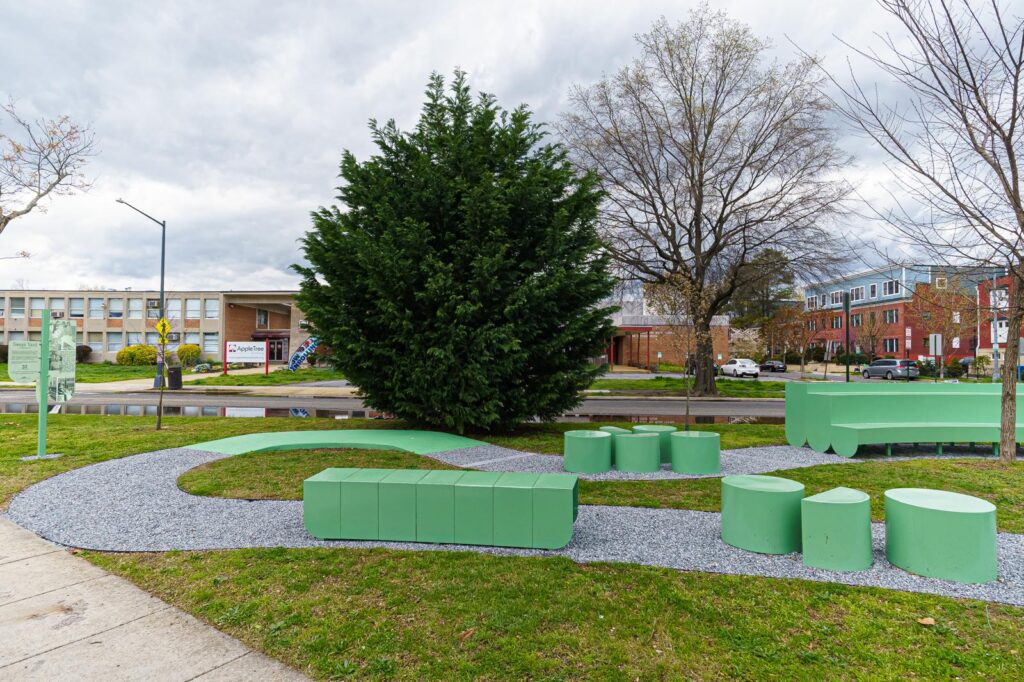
xmin=203 ymin=332 xmax=220 ymax=353
xmin=87 ymin=332 xmax=103 ymax=345
xmin=185 ymin=298 xmax=201 ymax=319
xmin=806 ymin=296 xmax=817 ymax=310
xmin=850 ymin=286 xmax=865 ymax=302
xmin=49 ymin=298 xmax=64 ymax=314
xmin=167 ymin=299 xmax=181 ymax=319
xmin=69 ymin=298 xmax=84 ymax=318
xmin=146 ymin=298 xmax=161 ymax=319
xmin=808 ymin=320 xmax=818 ymax=331
xmin=9 ymin=297 xmax=25 ymax=318
xmin=883 ymin=309 xmax=899 ymax=324
xmin=8 ymin=331 xmax=25 ymax=341
xmin=832 ymin=316 xmax=842 ymax=329
xmin=882 ymin=279 xmax=900 ymax=296
xmin=185 ymin=332 xmax=200 ymax=345
xmin=204 ymin=299 xmax=220 ymax=319
xmin=819 ymin=294 xmax=827 ymax=307
xmin=830 ymin=291 xmax=843 ymax=306
xmin=257 ymin=309 xmax=269 ymax=327
xmin=869 ymin=283 xmax=877 ymax=298
xmin=0 ymin=298 xmax=4 ymax=317
xmin=851 ymin=314 xmax=863 ymax=327
xmin=107 ymin=298 xmax=124 ymax=319
xmin=883 ymin=338 xmax=900 ymax=353
xmin=28 ymin=332 xmax=40 ymax=341
xmin=107 ymin=332 xmax=123 ymax=352
xmin=75 ymin=331 xmax=82 ymax=344
xmin=952 ymin=311 xmax=961 ymax=324
xmin=146 ymin=332 xmax=159 ymax=346
xmin=127 ymin=332 xmax=142 ymax=346
xmin=88 ymin=298 xmax=104 ymax=319
xmin=935 ymin=277 xmax=947 ymax=289
xmin=29 ymin=297 xmax=44 ymax=318
xmin=128 ymin=298 xmax=143 ymax=319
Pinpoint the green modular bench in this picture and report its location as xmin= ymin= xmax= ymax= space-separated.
xmin=598 ymin=426 xmax=631 ymax=466
xmin=304 ymin=468 xmax=579 ymax=550
xmin=613 ymin=432 xmax=661 ymax=472
xmin=563 ymin=430 xmax=612 ymax=473
xmin=631 ymin=424 xmax=677 ymax=464
xmin=801 ymin=487 xmax=873 ymax=571
xmin=669 ymin=431 xmax=720 ymax=474
xmin=720 ymin=475 xmax=804 ymax=554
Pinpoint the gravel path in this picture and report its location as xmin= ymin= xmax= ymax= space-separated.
xmin=7 ymin=443 xmax=1024 ymax=606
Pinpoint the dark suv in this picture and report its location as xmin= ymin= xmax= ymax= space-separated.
xmin=862 ymin=359 xmax=920 ymax=380
xmin=760 ymin=360 xmax=787 ymax=372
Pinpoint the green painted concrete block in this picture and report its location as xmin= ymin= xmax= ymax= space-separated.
xmin=416 ymin=470 xmax=465 ymax=544
xmin=532 ymin=474 xmax=578 ymax=549
xmin=670 ymin=431 xmax=720 ymax=474
xmin=303 ymin=468 xmax=358 ymax=539
xmin=339 ymin=469 xmax=391 ymax=540
xmin=614 ymin=433 xmax=661 ymax=472
xmin=378 ymin=470 xmax=429 ymax=542
xmin=721 ymin=475 xmax=805 ymax=554
xmin=801 ymin=487 xmax=872 ymax=571
xmin=598 ymin=426 xmax=630 ymax=465
xmin=563 ymin=430 xmax=612 ymax=473
xmin=885 ymin=488 xmax=997 ymax=583
xmin=454 ymin=471 xmax=503 ymax=546
xmin=494 ymin=472 xmax=539 ymax=548
xmin=632 ymin=424 xmax=677 ymax=463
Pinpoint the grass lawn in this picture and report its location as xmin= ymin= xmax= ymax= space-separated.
xmin=87 ymin=547 xmax=1024 ymax=680
xmin=189 ymin=367 xmax=347 ymax=386
xmin=0 ymin=361 xmax=158 ymax=383
xmin=590 ymin=375 xmax=786 ymax=398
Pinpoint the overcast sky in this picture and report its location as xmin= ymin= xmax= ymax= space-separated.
xmin=0 ymin=0 xmax=902 ymax=291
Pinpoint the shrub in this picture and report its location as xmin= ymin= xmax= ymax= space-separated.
xmin=0 ymin=344 xmax=7 ymax=363
xmin=75 ymin=345 xmax=92 ymax=362
xmin=176 ymin=344 xmax=201 ymax=367
xmin=945 ymin=359 xmax=965 ymax=378
xmin=116 ymin=344 xmax=158 ymax=366
xmin=809 ymin=346 xmax=826 ymax=362
xmin=783 ymin=351 xmax=802 ymax=364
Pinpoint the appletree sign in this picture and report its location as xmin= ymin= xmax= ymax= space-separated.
xmin=222 ymin=340 xmax=270 ymax=376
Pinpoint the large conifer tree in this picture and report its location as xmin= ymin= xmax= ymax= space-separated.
xmin=295 ymin=72 xmax=615 ymax=432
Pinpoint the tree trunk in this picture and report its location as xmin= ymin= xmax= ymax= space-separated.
xmin=693 ymin=323 xmax=717 ymax=396
xmin=998 ymin=282 xmax=1022 ymax=464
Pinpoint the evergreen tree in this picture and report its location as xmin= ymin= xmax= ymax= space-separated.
xmin=295 ymin=72 xmax=616 ymax=432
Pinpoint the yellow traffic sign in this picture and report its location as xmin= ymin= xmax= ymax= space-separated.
xmin=157 ymin=334 xmax=170 ymax=346
xmin=155 ymin=318 xmax=171 ymax=335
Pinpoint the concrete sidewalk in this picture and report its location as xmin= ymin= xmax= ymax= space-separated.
xmin=0 ymin=519 xmax=306 ymax=681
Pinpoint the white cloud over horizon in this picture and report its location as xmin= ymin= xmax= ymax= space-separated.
xmin=0 ymin=0 xmax=905 ymax=291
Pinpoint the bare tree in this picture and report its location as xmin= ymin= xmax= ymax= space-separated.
xmin=644 ymin=275 xmax=702 ymax=429
xmin=905 ymin=273 xmax=979 ymax=378
xmin=0 ymin=100 xmax=95 ymax=236
xmin=822 ymin=0 xmax=1022 ymax=462
xmin=854 ymin=311 xmax=885 ymax=363
xmin=559 ymin=8 xmax=851 ymax=395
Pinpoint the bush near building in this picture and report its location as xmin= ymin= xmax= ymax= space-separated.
xmin=176 ymin=344 xmax=201 ymax=367
xmin=115 ymin=345 xmax=158 ymax=366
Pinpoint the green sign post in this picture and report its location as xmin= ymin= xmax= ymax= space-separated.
xmin=18 ymin=309 xmax=76 ymax=461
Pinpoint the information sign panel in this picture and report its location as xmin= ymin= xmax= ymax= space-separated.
xmin=8 ymin=341 xmax=40 ymax=383
xmin=48 ymin=319 xmax=76 ymax=403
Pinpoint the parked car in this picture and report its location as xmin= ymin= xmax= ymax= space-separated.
xmin=720 ymin=358 xmax=760 ymax=378
xmin=862 ymin=359 xmax=920 ymax=380
xmin=760 ymin=359 xmax=787 ymax=372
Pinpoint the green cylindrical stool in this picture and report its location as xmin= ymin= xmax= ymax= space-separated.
xmin=721 ymin=475 xmax=804 ymax=554
xmin=632 ymin=424 xmax=677 ymax=464
xmin=614 ymin=433 xmax=661 ymax=472
xmin=599 ymin=426 xmax=631 ymax=467
xmin=670 ymin=431 xmax=721 ymax=474
xmin=801 ymin=487 xmax=872 ymax=571
xmin=563 ymin=431 xmax=612 ymax=473
xmin=885 ymin=488 xmax=997 ymax=583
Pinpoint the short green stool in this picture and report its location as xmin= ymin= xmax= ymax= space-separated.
xmin=632 ymin=424 xmax=677 ymax=464
xmin=670 ymin=431 xmax=720 ymax=474
xmin=721 ymin=475 xmax=804 ymax=554
xmin=563 ymin=430 xmax=612 ymax=473
xmin=614 ymin=432 xmax=661 ymax=472
xmin=885 ymin=488 xmax=997 ymax=583
xmin=599 ymin=426 xmax=631 ymax=466
xmin=801 ymin=487 xmax=872 ymax=571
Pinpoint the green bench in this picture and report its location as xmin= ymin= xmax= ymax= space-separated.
xmin=304 ymin=468 xmax=579 ymax=550
xmin=720 ymin=475 xmax=804 ymax=554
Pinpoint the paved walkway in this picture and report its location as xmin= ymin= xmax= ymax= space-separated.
xmin=0 ymin=519 xmax=307 ymax=680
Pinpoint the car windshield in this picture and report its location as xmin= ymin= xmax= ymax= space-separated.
xmin=899 ymin=361 xmax=917 ymax=367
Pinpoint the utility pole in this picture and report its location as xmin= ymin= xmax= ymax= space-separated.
xmin=992 ymin=271 xmax=1001 ymax=382
xmin=844 ymin=292 xmax=851 ymax=382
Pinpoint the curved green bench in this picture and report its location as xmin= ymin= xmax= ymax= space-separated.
xmin=305 ymin=468 xmax=579 ymax=550
xmin=191 ymin=429 xmax=486 ymax=455
xmin=669 ymin=431 xmax=720 ymax=474
xmin=563 ymin=431 xmax=612 ymax=473
xmin=632 ymin=424 xmax=677 ymax=464
xmin=614 ymin=433 xmax=661 ymax=472
xmin=801 ymin=487 xmax=872 ymax=571
xmin=885 ymin=488 xmax=997 ymax=583
xmin=721 ymin=475 xmax=804 ymax=554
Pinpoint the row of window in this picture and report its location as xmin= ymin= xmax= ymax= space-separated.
xmin=0 ymin=297 xmax=220 ymax=320
xmin=3 ymin=331 xmax=221 ymax=353
xmin=806 ymin=280 xmax=902 ymax=310
xmin=809 ymin=309 xmax=901 ymax=330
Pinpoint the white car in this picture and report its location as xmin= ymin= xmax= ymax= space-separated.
xmin=720 ymin=358 xmax=760 ymax=378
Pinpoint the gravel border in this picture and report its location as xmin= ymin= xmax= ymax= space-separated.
xmin=6 ymin=444 xmax=1023 ymax=607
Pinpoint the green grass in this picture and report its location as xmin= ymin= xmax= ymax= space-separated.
xmin=87 ymin=547 xmax=1024 ymax=680
xmin=189 ymin=367 xmax=347 ymax=386
xmin=0 ymin=361 xmax=159 ymax=383
xmin=590 ymin=376 xmax=786 ymax=398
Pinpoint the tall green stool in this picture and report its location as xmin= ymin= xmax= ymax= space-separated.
xmin=563 ymin=430 xmax=612 ymax=473
xmin=801 ymin=487 xmax=872 ymax=571
xmin=303 ymin=467 xmax=357 ymax=539
xmin=632 ymin=424 xmax=677 ymax=463
xmin=885 ymin=488 xmax=997 ymax=583
xmin=670 ymin=431 xmax=720 ymax=474
xmin=614 ymin=432 xmax=661 ymax=472
xmin=599 ymin=426 xmax=631 ymax=466
xmin=721 ymin=475 xmax=804 ymax=554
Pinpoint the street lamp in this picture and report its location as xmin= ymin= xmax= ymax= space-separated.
xmin=115 ymin=198 xmax=167 ymax=390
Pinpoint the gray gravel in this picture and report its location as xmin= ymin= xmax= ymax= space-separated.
xmin=7 ymin=444 xmax=1024 ymax=606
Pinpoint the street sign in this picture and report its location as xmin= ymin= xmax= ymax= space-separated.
xmin=158 ymin=334 xmax=170 ymax=345
xmin=8 ymin=341 xmax=40 ymax=383
xmin=155 ymin=317 xmax=171 ymax=335
xmin=226 ymin=341 xmax=268 ymax=363
xmin=929 ymin=333 xmax=943 ymax=355
xmin=48 ymin=319 xmax=76 ymax=403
